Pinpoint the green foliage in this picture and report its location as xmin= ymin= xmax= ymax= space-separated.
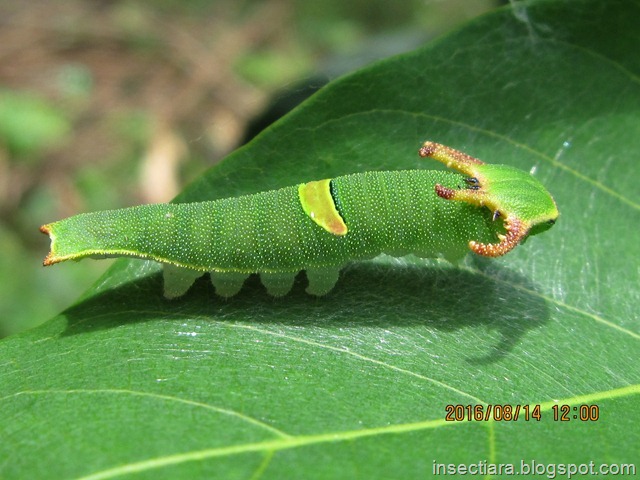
xmin=0 ymin=90 xmax=70 ymax=161
xmin=2 ymin=0 xmax=638 ymax=478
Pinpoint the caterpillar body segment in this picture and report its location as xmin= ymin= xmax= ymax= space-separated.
xmin=41 ymin=142 xmax=559 ymax=298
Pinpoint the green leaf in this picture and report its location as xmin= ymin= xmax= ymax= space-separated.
xmin=2 ymin=0 xmax=639 ymax=478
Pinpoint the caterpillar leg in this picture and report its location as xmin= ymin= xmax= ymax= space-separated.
xmin=210 ymin=271 xmax=249 ymax=297
xmin=163 ymin=264 xmax=205 ymax=299
xmin=260 ymin=272 xmax=296 ymax=297
xmin=305 ymin=267 xmax=340 ymax=296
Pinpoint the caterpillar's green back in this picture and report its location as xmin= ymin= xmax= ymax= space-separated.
xmin=41 ymin=142 xmax=558 ymax=298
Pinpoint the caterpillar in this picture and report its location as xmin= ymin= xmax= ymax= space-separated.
xmin=40 ymin=141 xmax=558 ymax=298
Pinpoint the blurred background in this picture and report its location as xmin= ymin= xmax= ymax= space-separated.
xmin=0 ymin=0 xmax=500 ymax=337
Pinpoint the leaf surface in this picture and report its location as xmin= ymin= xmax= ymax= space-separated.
xmin=2 ymin=0 xmax=639 ymax=478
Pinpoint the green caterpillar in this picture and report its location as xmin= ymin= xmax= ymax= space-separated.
xmin=40 ymin=142 xmax=558 ymax=298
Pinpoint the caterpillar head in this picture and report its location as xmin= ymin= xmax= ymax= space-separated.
xmin=420 ymin=141 xmax=559 ymax=257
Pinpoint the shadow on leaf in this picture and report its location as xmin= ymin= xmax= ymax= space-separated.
xmin=60 ymin=258 xmax=551 ymax=363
